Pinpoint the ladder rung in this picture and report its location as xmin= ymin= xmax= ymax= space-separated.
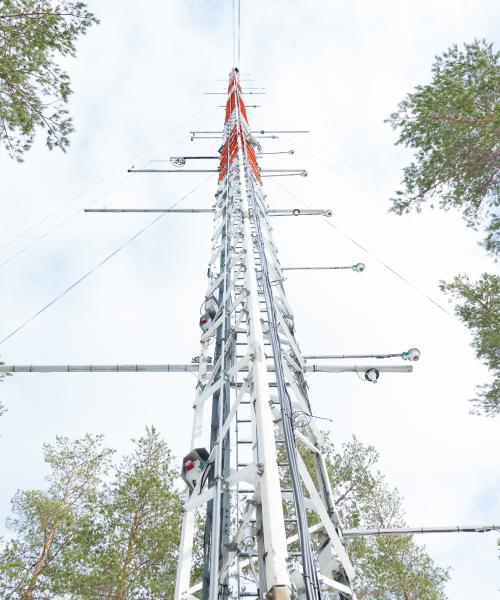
xmin=237 ymin=440 xmax=253 ymax=444
xmin=237 ymin=419 xmax=252 ymax=423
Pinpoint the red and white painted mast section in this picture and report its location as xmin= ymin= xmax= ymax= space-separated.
xmin=219 ymin=70 xmax=261 ymax=185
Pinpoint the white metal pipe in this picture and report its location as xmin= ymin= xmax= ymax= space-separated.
xmin=85 ymin=208 xmax=214 ymax=213
xmin=190 ymin=130 xmax=309 ymax=134
xmin=127 ymin=168 xmax=305 ymax=174
xmin=304 ymin=365 xmax=412 ymax=373
xmin=282 ymin=266 xmax=352 ymax=271
xmin=0 ymin=364 xmax=200 ymax=372
xmin=304 ymin=353 xmax=404 ymax=360
xmin=268 ymin=209 xmax=326 ymax=215
xmin=84 ymin=208 xmax=327 ymax=215
xmin=0 ymin=364 xmax=413 ymax=374
xmin=343 ymin=525 xmax=500 ymax=537
xmin=174 ymin=489 xmax=196 ymax=599
xmin=203 ymin=92 xmax=265 ymax=95
xmin=128 ymin=168 xmax=219 ymax=173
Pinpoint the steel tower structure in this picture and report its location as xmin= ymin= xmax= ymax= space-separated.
xmin=174 ymin=69 xmax=355 ymax=600
xmin=0 ymin=62 xmax=498 ymax=600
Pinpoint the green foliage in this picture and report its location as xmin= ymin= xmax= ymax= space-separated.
xmin=0 ymin=428 xmax=183 ymax=599
xmin=322 ymin=436 xmax=450 ymax=599
xmin=388 ymin=40 xmax=500 ymax=256
xmin=0 ymin=0 xmax=98 ymax=160
xmin=0 ymin=434 xmax=113 ymax=599
xmin=56 ymin=426 xmax=183 ymax=599
xmin=284 ymin=434 xmax=449 ymax=596
xmin=0 ymin=429 xmax=451 ymax=598
xmin=440 ymin=273 xmax=500 ymax=415
xmin=389 ymin=40 xmax=500 ymax=418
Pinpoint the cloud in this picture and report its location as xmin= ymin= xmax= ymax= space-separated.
xmin=0 ymin=0 xmax=499 ymax=596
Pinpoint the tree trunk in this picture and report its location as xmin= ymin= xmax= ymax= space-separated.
xmin=115 ymin=508 xmax=144 ymax=600
xmin=23 ymin=528 xmax=56 ymax=600
xmin=23 ymin=466 xmax=79 ymax=599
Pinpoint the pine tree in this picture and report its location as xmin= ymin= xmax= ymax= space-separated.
xmin=323 ymin=436 xmax=450 ymax=599
xmin=0 ymin=434 xmax=113 ymax=599
xmin=1 ymin=431 xmax=452 ymax=598
xmin=440 ymin=273 xmax=500 ymax=415
xmin=0 ymin=0 xmax=98 ymax=160
xmin=64 ymin=426 xmax=183 ymax=599
xmin=388 ymin=40 xmax=500 ymax=417
xmin=388 ymin=40 xmax=500 ymax=256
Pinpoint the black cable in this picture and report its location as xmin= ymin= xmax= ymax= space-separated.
xmin=199 ymin=461 xmax=214 ymax=495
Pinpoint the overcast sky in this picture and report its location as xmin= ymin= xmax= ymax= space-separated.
xmin=0 ymin=0 xmax=499 ymax=597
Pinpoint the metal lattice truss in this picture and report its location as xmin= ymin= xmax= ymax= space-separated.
xmin=174 ymin=70 xmax=355 ymax=600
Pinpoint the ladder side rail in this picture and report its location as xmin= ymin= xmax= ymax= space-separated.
xmin=205 ymin=123 xmax=236 ymax=600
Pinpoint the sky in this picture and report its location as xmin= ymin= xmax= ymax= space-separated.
xmin=0 ymin=0 xmax=499 ymax=597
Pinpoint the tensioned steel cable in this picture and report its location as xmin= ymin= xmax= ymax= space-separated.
xmin=1 ymin=172 xmax=124 ymax=253
xmin=0 ymin=178 xmax=129 ymax=271
xmin=0 ymin=115 xmax=222 ymax=274
xmin=0 ymin=103 xmax=220 ymax=273
xmin=271 ymin=179 xmax=452 ymax=316
xmin=0 ymin=176 xmax=215 ymax=346
xmin=259 ymin=105 xmax=488 ymax=269
xmin=0 ymin=100 xmax=217 ymax=255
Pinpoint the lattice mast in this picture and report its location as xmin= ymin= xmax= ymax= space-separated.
xmin=174 ymin=69 xmax=356 ymax=600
